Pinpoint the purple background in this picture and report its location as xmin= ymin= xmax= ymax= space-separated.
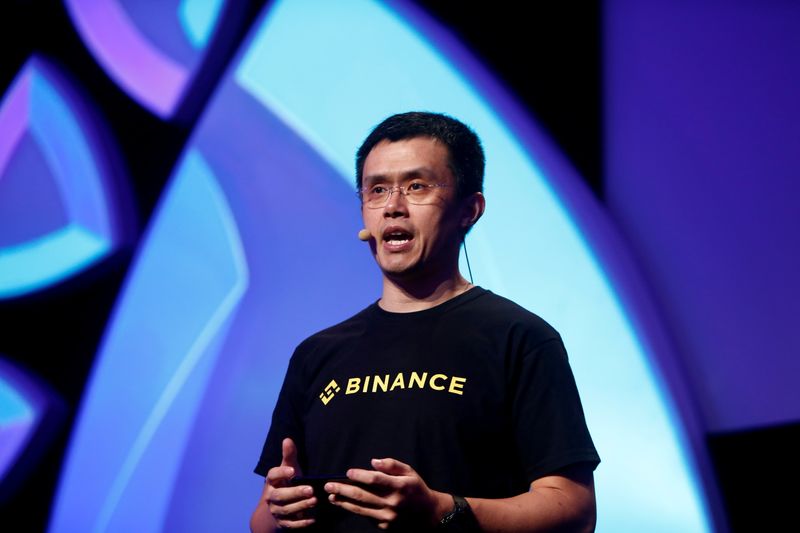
xmin=605 ymin=0 xmax=800 ymax=433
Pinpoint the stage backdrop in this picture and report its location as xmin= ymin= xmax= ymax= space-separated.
xmin=3 ymin=1 xmax=766 ymax=531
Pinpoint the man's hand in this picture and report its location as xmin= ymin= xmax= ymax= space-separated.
xmin=324 ymin=457 xmax=452 ymax=530
xmin=263 ymin=438 xmax=316 ymax=529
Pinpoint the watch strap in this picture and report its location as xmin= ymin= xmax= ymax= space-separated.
xmin=438 ymin=494 xmax=480 ymax=531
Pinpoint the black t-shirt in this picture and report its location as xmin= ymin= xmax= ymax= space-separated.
xmin=255 ymin=287 xmax=599 ymax=531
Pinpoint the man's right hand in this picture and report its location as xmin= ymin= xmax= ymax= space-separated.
xmin=267 ymin=438 xmax=317 ymax=528
xmin=251 ymin=438 xmax=317 ymax=532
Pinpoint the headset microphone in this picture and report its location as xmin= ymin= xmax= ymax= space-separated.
xmin=358 ymin=229 xmax=372 ymax=241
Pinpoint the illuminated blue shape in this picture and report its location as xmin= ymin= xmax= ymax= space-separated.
xmin=66 ymin=0 xmax=185 ymax=117
xmin=65 ymin=0 xmax=224 ymax=117
xmin=0 ymin=379 xmax=32 ymax=425
xmin=0 ymin=357 xmax=55 ymax=487
xmin=0 ymin=362 xmax=35 ymax=482
xmin=235 ymin=1 xmax=715 ymax=531
xmin=48 ymin=149 xmax=247 ymax=533
xmin=0 ymin=58 xmax=119 ymax=299
xmin=179 ymin=0 xmax=225 ymax=48
xmin=0 ymin=226 xmax=108 ymax=298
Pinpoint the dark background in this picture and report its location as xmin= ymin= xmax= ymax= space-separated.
xmin=1 ymin=1 xmax=794 ymax=531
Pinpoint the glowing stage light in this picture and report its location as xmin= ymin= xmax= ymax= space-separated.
xmin=0 ymin=58 xmax=124 ymax=299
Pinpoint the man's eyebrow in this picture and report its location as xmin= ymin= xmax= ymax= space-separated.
xmin=363 ymin=168 xmax=432 ymax=184
xmin=362 ymin=174 xmax=387 ymax=186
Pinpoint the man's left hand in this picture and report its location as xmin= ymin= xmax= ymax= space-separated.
xmin=324 ymin=458 xmax=452 ymax=530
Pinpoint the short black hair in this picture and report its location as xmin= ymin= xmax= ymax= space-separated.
xmin=355 ymin=112 xmax=484 ymax=198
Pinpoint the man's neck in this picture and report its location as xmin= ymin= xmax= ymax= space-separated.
xmin=379 ymin=272 xmax=474 ymax=313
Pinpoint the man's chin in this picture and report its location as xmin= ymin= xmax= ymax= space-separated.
xmin=378 ymin=259 xmax=422 ymax=279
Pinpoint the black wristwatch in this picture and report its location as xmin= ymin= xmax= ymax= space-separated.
xmin=438 ymin=494 xmax=481 ymax=531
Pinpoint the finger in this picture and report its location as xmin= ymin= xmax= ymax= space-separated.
xmin=275 ymin=516 xmax=316 ymax=529
xmin=325 ymin=481 xmax=385 ymax=508
xmin=268 ymin=485 xmax=314 ymax=505
xmin=281 ymin=438 xmax=300 ymax=470
xmin=343 ymin=469 xmax=397 ymax=494
xmin=328 ymin=494 xmax=397 ymax=523
xmin=270 ymin=495 xmax=317 ymax=517
xmin=266 ymin=465 xmax=296 ymax=485
xmin=371 ymin=457 xmax=413 ymax=476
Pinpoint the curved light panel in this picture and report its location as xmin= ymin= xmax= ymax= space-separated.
xmin=49 ymin=149 xmax=248 ymax=532
xmin=51 ymin=1 xmax=716 ymax=531
xmin=0 ymin=359 xmax=41 ymax=484
xmin=65 ymin=0 xmax=226 ymax=117
xmin=0 ymin=57 xmax=123 ymax=299
xmin=0 ymin=357 xmax=60 ymax=493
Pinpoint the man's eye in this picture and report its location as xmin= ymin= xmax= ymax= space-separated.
xmin=407 ymin=182 xmax=426 ymax=191
xmin=371 ymin=186 xmax=387 ymax=194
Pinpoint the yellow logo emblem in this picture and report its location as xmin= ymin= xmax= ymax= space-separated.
xmin=319 ymin=379 xmax=341 ymax=405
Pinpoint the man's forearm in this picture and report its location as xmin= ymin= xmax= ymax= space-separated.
xmin=467 ymin=489 xmax=595 ymax=533
xmin=441 ymin=469 xmax=596 ymax=533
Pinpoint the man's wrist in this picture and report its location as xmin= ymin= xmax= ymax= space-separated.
xmin=432 ymin=490 xmax=455 ymax=524
xmin=437 ymin=494 xmax=480 ymax=531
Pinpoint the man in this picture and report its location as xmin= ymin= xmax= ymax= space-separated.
xmin=251 ymin=112 xmax=599 ymax=532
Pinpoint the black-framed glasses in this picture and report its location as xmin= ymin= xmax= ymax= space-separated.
xmin=357 ymin=182 xmax=450 ymax=208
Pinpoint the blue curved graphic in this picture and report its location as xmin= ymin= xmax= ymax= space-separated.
xmin=49 ymin=149 xmax=248 ymax=532
xmin=65 ymin=0 xmax=226 ymax=117
xmin=0 ymin=357 xmax=59 ymax=489
xmin=0 ymin=359 xmax=39 ymax=483
xmin=51 ymin=1 xmax=717 ymax=531
xmin=179 ymin=0 xmax=226 ymax=49
xmin=0 ymin=58 xmax=124 ymax=299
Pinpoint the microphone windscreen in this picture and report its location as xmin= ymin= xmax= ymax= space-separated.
xmin=358 ymin=229 xmax=372 ymax=241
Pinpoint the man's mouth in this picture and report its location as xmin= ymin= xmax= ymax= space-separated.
xmin=383 ymin=229 xmax=413 ymax=246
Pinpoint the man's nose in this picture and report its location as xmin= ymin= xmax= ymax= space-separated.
xmin=383 ymin=187 xmax=409 ymax=215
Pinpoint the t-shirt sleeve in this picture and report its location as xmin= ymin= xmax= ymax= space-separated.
xmin=253 ymin=352 xmax=307 ymax=477
xmin=511 ymin=337 xmax=600 ymax=483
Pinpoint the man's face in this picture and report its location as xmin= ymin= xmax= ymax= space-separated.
xmin=360 ymin=137 xmax=465 ymax=280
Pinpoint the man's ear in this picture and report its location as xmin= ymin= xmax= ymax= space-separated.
xmin=460 ymin=192 xmax=486 ymax=230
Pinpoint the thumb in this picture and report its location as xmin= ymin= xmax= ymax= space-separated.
xmin=371 ymin=457 xmax=413 ymax=476
xmin=281 ymin=437 xmax=301 ymax=472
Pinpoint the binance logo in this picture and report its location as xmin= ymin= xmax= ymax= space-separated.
xmin=319 ymin=379 xmax=341 ymax=406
